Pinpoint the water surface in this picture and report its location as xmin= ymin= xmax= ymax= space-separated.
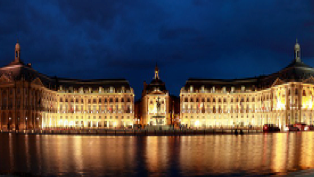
xmin=0 ymin=132 xmax=314 ymax=176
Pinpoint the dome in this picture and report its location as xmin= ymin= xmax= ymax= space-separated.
xmin=146 ymin=79 xmax=166 ymax=92
xmin=15 ymin=42 xmax=20 ymax=51
xmin=294 ymin=39 xmax=300 ymax=50
xmin=294 ymin=42 xmax=300 ymax=50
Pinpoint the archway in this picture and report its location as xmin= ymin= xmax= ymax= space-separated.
xmin=1 ymin=112 xmax=6 ymax=130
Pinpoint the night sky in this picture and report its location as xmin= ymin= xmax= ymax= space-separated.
xmin=1 ymin=0 xmax=314 ymax=99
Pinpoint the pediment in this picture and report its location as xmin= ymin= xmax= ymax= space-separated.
xmin=0 ymin=74 xmax=12 ymax=83
xmin=31 ymin=77 xmax=44 ymax=87
xmin=271 ymin=78 xmax=285 ymax=87
xmin=303 ymin=76 xmax=314 ymax=84
xmin=149 ymin=90 xmax=165 ymax=94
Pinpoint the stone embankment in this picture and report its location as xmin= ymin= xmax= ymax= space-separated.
xmin=0 ymin=128 xmax=263 ymax=136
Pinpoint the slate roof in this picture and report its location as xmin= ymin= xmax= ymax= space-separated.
xmin=184 ymin=58 xmax=314 ymax=91
xmin=0 ymin=61 xmax=131 ymax=91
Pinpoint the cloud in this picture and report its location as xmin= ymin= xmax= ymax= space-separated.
xmin=1 ymin=0 xmax=314 ymax=97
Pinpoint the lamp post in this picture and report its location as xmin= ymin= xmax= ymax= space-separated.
xmin=17 ymin=117 xmax=19 ymax=131
xmin=37 ymin=117 xmax=39 ymax=130
xmin=26 ymin=117 xmax=28 ymax=130
xmin=8 ymin=117 xmax=11 ymax=130
xmin=156 ymin=97 xmax=160 ymax=125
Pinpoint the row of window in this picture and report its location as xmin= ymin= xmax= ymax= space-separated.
xmin=183 ymin=97 xmax=263 ymax=103
xmin=181 ymin=108 xmax=271 ymax=114
xmin=59 ymin=97 xmax=132 ymax=103
xmin=60 ymin=115 xmax=131 ymax=119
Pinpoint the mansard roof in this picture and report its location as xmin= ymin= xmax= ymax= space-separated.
xmin=261 ymin=59 xmax=314 ymax=84
xmin=146 ymin=78 xmax=167 ymax=92
xmin=0 ymin=60 xmax=131 ymax=91
xmin=184 ymin=77 xmax=262 ymax=91
xmin=184 ymin=46 xmax=314 ymax=91
xmin=55 ymin=77 xmax=131 ymax=90
xmin=143 ymin=64 xmax=168 ymax=94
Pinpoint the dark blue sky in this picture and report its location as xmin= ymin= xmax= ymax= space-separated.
xmin=1 ymin=0 xmax=314 ymax=98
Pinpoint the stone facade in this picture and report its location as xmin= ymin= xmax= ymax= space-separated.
xmin=180 ymin=41 xmax=314 ymax=129
xmin=139 ymin=65 xmax=173 ymax=125
xmin=0 ymin=42 xmax=135 ymax=130
xmin=2 ymin=40 xmax=314 ymax=130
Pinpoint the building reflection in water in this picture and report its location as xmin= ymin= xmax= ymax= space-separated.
xmin=145 ymin=136 xmax=169 ymax=174
xmin=0 ymin=133 xmax=314 ymax=176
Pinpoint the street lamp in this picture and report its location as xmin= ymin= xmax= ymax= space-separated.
xmin=8 ymin=117 xmax=11 ymax=130
xmin=37 ymin=117 xmax=39 ymax=129
xmin=26 ymin=117 xmax=28 ymax=130
xmin=17 ymin=117 xmax=19 ymax=130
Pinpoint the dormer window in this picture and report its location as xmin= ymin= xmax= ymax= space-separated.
xmin=241 ymin=86 xmax=245 ymax=92
xmin=201 ymin=85 xmax=205 ymax=92
xmin=109 ymin=87 xmax=114 ymax=93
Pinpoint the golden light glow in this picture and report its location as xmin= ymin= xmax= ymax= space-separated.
xmin=302 ymin=89 xmax=314 ymax=109
xmin=194 ymin=120 xmax=200 ymax=127
xmin=276 ymin=89 xmax=286 ymax=110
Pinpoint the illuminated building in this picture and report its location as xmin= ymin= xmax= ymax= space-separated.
xmin=0 ymin=41 xmax=134 ymax=130
xmin=138 ymin=65 xmax=177 ymax=126
xmin=180 ymin=41 xmax=314 ymax=129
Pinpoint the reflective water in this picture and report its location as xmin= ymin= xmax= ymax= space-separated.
xmin=1 ymin=133 xmax=314 ymax=176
